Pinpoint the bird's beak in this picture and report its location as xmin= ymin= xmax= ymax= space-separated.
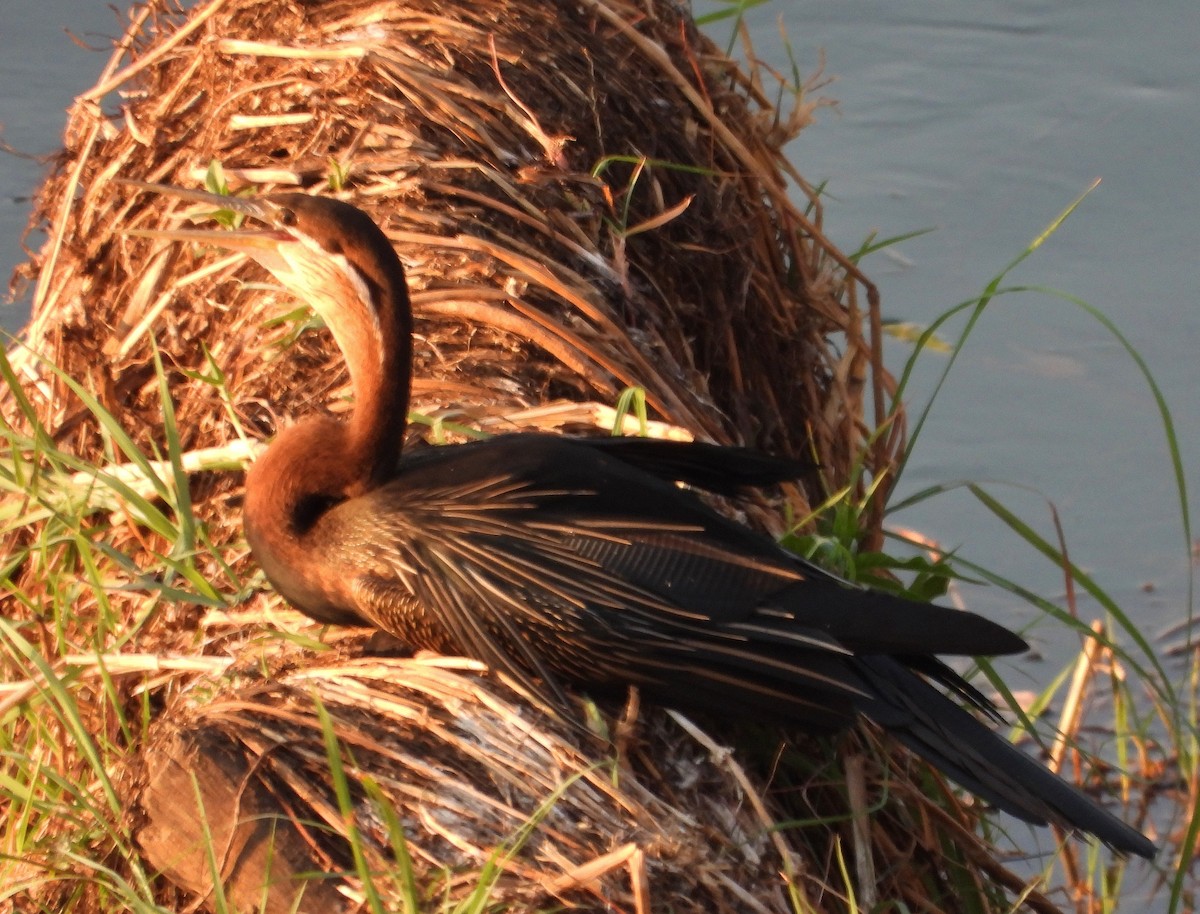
xmin=120 ymin=180 xmax=359 ymax=319
xmin=119 ymin=179 xmax=295 ymax=270
xmin=121 ymin=179 xmax=291 ymax=244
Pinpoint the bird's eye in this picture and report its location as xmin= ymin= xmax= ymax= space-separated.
xmin=278 ymin=208 xmax=298 ymax=227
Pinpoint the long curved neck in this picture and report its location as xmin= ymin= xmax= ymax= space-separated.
xmin=338 ymin=268 xmax=413 ymax=494
xmin=243 ymin=261 xmax=413 ymax=618
xmin=247 ymin=255 xmax=414 ymax=543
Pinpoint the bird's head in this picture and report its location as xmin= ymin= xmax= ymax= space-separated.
xmin=123 ymin=181 xmax=411 ymax=383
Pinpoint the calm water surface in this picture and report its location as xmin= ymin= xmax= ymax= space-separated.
xmin=2 ymin=3 xmax=1197 ymax=668
xmin=1 ymin=2 xmax=129 ymax=311
xmin=695 ymin=0 xmax=1199 ymax=673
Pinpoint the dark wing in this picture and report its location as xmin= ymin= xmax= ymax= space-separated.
xmin=340 ymin=435 xmax=1019 ymax=713
xmin=396 ymin=437 xmax=1024 ymax=653
xmin=344 ymin=474 xmax=859 ymax=717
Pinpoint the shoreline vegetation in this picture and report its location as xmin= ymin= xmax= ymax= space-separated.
xmin=1 ymin=1 xmax=1189 ymax=912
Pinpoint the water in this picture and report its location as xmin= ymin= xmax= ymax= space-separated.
xmin=2 ymin=3 xmax=1196 ymax=655
xmin=0 ymin=0 xmax=126 ymax=325
xmin=696 ymin=1 xmax=1200 ymax=671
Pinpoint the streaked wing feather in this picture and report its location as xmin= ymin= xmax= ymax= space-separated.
xmin=344 ymin=468 xmax=874 ymax=717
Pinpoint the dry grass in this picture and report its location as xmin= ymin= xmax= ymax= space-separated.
xmin=0 ymin=0 xmax=1103 ymax=911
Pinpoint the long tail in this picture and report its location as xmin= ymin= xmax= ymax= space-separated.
xmin=853 ymin=655 xmax=1155 ymax=858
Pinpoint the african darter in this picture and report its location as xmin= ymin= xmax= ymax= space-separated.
xmin=126 ymin=181 xmax=1154 ymax=858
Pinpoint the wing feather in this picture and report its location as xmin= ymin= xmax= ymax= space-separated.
xmin=329 ymin=434 xmax=1021 ymax=729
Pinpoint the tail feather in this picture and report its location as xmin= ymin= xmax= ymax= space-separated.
xmin=854 ymin=655 xmax=1155 ymax=859
xmin=631 ymin=636 xmax=1154 ymax=857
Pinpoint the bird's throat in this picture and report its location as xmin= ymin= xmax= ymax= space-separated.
xmin=335 ymin=276 xmax=412 ymax=491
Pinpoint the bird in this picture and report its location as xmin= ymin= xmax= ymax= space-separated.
xmin=126 ymin=180 xmax=1155 ymax=859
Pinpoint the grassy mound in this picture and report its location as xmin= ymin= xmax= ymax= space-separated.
xmin=0 ymin=1 xmax=1151 ymax=911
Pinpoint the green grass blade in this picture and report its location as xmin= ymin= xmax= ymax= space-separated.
xmin=966 ymin=483 xmax=1173 ymax=703
xmin=313 ymin=696 xmax=385 ymax=914
xmin=152 ymin=344 xmax=197 ymax=558
xmin=891 ymin=182 xmax=1101 ymax=471
xmin=361 ymin=776 xmax=420 ymax=914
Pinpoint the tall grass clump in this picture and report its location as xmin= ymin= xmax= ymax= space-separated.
xmin=0 ymin=344 xmax=243 ymax=911
xmin=788 ymin=184 xmax=1191 ymax=909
